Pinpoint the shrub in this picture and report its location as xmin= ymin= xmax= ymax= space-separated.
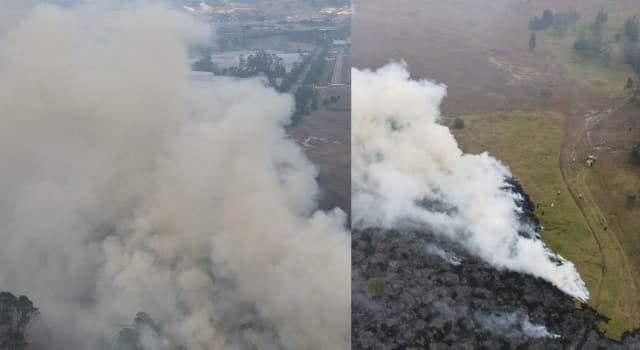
xmin=453 ymin=117 xmax=465 ymax=129
xmin=367 ymin=277 xmax=385 ymax=295
xmin=631 ymin=141 xmax=640 ymax=164
xmin=626 ymin=194 xmax=638 ymax=208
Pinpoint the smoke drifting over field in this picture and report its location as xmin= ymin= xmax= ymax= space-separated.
xmin=352 ymin=63 xmax=589 ymax=301
xmin=0 ymin=2 xmax=349 ymax=349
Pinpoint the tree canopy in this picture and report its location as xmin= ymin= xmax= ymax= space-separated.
xmin=0 ymin=292 xmax=39 ymax=350
xmin=593 ymin=9 xmax=608 ymax=32
xmin=625 ymin=15 xmax=639 ymax=42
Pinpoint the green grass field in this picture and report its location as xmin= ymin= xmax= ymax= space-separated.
xmin=449 ymin=111 xmax=638 ymax=338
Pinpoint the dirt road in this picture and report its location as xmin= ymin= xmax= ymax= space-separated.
xmin=560 ymin=97 xmax=639 ymax=323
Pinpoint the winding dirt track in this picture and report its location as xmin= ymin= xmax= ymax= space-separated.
xmin=559 ymin=98 xmax=638 ymax=315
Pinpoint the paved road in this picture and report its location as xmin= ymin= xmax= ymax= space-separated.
xmin=331 ymin=47 xmax=345 ymax=85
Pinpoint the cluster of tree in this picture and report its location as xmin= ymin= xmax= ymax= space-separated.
xmin=529 ymin=9 xmax=554 ymax=31
xmin=623 ymin=16 xmax=640 ymax=75
xmin=288 ymin=44 xmax=334 ymax=122
xmin=0 ymin=292 xmax=39 ymax=350
xmin=574 ymin=30 xmax=611 ymax=64
xmin=621 ymin=15 xmax=640 ymax=101
xmin=222 ymin=51 xmax=288 ymax=87
xmin=624 ymin=45 xmax=640 ymax=73
xmin=278 ymin=54 xmax=311 ymax=92
xmin=529 ymin=9 xmax=580 ymax=35
xmin=290 ymin=86 xmax=319 ymax=126
xmin=573 ymin=10 xmax=611 ymax=66
xmin=527 ymin=9 xmax=580 ymax=51
xmin=193 ymin=50 xmax=303 ymax=90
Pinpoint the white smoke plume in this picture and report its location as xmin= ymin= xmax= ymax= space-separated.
xmin=0 ymin=2 xmax=349 ymax=349
xmin=474 ymin=312 xmax=560 ymax=339
xmin=425 ymin=245 xmax=461 ymax=266
xmin=352 ymin=62 xmax=589 ymax=301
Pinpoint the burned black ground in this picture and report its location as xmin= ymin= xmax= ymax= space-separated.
xmin=352 ymin=228 xmax=640 ymax=349
xmin=352 ymin=182 xmax=640 ymax=349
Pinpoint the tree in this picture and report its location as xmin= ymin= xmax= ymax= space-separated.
xmin=626 ymin=194 xmax=638 ymax=208
xmin=624 ymin=15 xmax=639 ymax=42
xmin=453 ymin=116 xmax=465 ymax=129
xmin=529 ymin=32 xmax=537 ymax=51
xmin=529 ymin=16 xmax=546 ymax=31
xmin=625 ymin=77 xmax=634 ymax=90
xmin=542 ymin=9 xmax=554 ymax=27
xmin=624 ymin=42 xmax=640 ymax=74
xmin=593 ymin=9 xmax=608 ymax=32
xmin=631 ymin=141 xmax=640 ymax=165
xmin=0 ymin=292 xmax=39 ymax=350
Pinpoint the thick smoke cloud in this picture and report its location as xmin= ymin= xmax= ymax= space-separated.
xmin=0 ymin=2 xmax=349 ymax=349
xmin=352 ymin=63 xmax=589 ymax=301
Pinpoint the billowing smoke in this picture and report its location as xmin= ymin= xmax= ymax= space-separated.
xmin=0 ymin=2 xmax=349 ymax=349
xmin=352 ymin=62 xmax=589 ymax=301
